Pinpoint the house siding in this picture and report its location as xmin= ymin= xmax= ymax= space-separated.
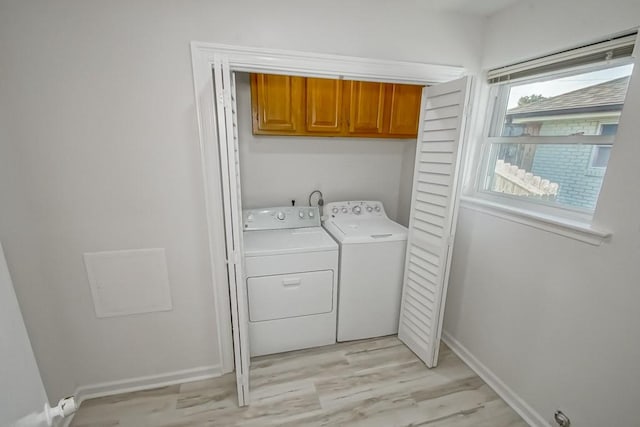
xmin=530 ymin=144 xmax=604 ymax=209
xmin=539 ymin=119 xmax=600 ymax=136
xmin=509 ymin=117 xmax=616 ymax=209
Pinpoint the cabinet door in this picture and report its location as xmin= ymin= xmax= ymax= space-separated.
xmin=306 ymin=77 xmax=344 ymax=133
xmin=346 ymin=81 xmax=386 ymax=135
xmin=387 ymin=84 xmax=423 ymax=136
xmin=251 ymin=74 xmax=303 ymax=133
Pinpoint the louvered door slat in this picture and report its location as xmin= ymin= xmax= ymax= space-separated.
xmin=418 ymin=152 xmax=453 ymax=164
xmin=417 ymin=162 xmax=452 ymax=175
xmin=411 ymin=244 xmax=441 ymax=267
xmin=425 ymin=90 xmax=464 ymax=109
xmin=398 ymin=76 xmax=470 ymax=368
xmin=414 ymin=210 xmax=445 ymax=229
xmin=418 ymin=173 xmax=452 ymax=186
xmin=406 ymin=278 xmax=436 ymax=304
xmin=424 ymin=117 xmax=460 ymax=131
xmin=422 ymin=128 xmax=458 ymax=142
xmin=402 ymin=311 xmax=431 ymax=337
xmin=425 ymin=105 xmax=460 ymax=120
xmin=420 ymin=141 xmax=454 ymax=153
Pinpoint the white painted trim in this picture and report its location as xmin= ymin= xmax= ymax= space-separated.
xmin=190 ymin=42 xmax=465 ymax=85
xmin=487 ymin=135 xmax=615 ymax=146
xmin=73 ymin=364 xmax=223 ymax=404
xmin=442 ymin=332 xmax=549 ymax=427
xmin=190 ymin=44 xmax=235 ymax=375
xmin=189 ymin=42 xmax=467 ymax=389
xmin=460 ymin=196 xmax=610 ymax=245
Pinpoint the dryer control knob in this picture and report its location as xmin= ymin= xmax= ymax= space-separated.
xmin=298 ymin=211 xmax=305 ymax=219
xmin=332 ymin=207 xmax=339 ymax=214
xmin=308 ymin=210 xmax=315 ymax=218
xmin=341 ymin=207 xmax=348 ymax=213
xmin=276 ymin=211 xmax=286 ymax=220
xmin=353 ymin=206 xmax=361 ymax=214
xmin=374 ymin=205 xmax=381 ymax=212
xmin=366 ymin=206 xmax=373 ymax=212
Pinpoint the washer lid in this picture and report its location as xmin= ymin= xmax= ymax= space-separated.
xmin=324 ymin=217 xmax=408 ymax=244
xmin=243 ymin=227 xmax=338 ymax=257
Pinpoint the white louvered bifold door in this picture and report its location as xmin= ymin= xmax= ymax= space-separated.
xmin=398 ymin=76 xmax=471 ymax=368
xmin=213 ymin=57 xmax=251 ymax=406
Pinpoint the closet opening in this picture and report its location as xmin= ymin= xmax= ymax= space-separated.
xmin=190 ymin=43 xmax=469 ymax=406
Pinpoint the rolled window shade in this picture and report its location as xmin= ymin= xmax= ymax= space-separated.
xmin=488 ymin=32 xmax=637 ymax=84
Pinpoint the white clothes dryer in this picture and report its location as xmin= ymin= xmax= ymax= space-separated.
xmin=243 ymin=206 xmax=338 ymax=356
xmin=322 ymin=201 xmax=407 ymax=342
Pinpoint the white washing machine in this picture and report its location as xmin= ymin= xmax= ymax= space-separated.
xmin=323 ymin=201 xmax=407 ymax=342
xmin=242 ymin=206 xmax=339 ymax=356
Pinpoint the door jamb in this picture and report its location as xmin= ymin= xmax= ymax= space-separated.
xmin=189 ymin=41 xmax=466 ymax=374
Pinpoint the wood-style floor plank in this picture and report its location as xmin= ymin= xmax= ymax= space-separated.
xmin=71 ymin=337 xmax=528 ymax=427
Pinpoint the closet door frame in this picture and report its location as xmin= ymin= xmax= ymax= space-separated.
xmin=190 ymin=42 xmax=467 ymax=406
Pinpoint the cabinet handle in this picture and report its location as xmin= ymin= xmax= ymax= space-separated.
xmin=282 ymin=278 xmax=302 ymax=287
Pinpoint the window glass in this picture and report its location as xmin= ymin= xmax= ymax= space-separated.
xmin=484 ymin=143 xmax=609 ymax=210
xmin=590 ymin=145 xmax=612 ymax=168
xmin=481 ymin=63 xmax=634 ymax=213
xmin=496 ymin=65 xmax=633 ymax=138
xmin=599 ymin=124 xmax=618 ymax=136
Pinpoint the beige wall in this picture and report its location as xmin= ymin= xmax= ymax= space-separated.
xmin=0 ymin=0 xmax=485 ymax=400
xmin=445 ymin=0 xmax=640 ymax=425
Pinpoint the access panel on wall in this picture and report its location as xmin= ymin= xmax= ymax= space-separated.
xmin=250 ymin=73 xmax=423 ymax=138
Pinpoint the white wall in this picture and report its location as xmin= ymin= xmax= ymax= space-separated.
xmin=0 ymin=0 xmax=486 ymax=400
xmin=444 ymin=1 xmax=640 ymax=426
xmin=0 ymin=243 xmax=49 ymax=425
xmin=236 ymin=73 xmax=414 ymax=223
xmin=0 ymin=86 xmax=74 ymax=403
xmin=397 ymin=143 xmax=418 ymax=226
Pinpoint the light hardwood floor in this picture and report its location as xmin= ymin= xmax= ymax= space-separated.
xmin=71 ymin=336 xmax=527 ymax=426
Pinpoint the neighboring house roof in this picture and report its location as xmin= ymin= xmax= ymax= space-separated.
xmin=506 ymin=76 xmax=630 ymax=118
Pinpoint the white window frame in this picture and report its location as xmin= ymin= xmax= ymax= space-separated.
xmin=464 ymin=43 xmax=637 ymax=245
xmin=587 ymin=143 xmax=613 ymax=176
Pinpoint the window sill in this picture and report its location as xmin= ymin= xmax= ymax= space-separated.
xmin=459 ymin=196 xmax=611 ymax=246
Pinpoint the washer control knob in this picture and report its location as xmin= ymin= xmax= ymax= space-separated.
xmin=366 ymin=206 xmax=373 ymax=212
xmin=353 ymin=206 xmax=361 ymax=214
xmin=374 ymin=205 xmax=381 ymax=212
xmin=332 ymin=207 xmax=339 ymax=214
xmin=341 ymin=207 xmax=348 ymax=213
xmin=298 ymin=211 xmax=305 ymax=219
xmin=308 ymin=210 xmax=314 ymax=218
xmin=276 ymin=211 xmax=286 ymax=221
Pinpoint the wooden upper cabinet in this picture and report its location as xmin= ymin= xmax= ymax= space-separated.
xmin=387 ymin=84 xmax=423 ymax=136
xmin=249 ymin=73 xmax=422 ymax=138
xmin=346 ymin=81 xmax=386 ymax=135
xmin=251 ymin=74 xmax=303 ymax=134
xmin=306 ymin=77 xmax=343 ymax=133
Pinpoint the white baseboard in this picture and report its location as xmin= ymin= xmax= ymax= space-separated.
xmin=59 ymin=365 xmax=224 ymax=426
xmin=441 ymin=331 xmax=549 ymax=427
xmin=73 ymin=364 xmax=223 ymax=405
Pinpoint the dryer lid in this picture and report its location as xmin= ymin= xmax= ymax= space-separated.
xmin=324 ymin=217 xmax=408 ymax=244
xmin=243 ymin=227 xmax=338 ymax=257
